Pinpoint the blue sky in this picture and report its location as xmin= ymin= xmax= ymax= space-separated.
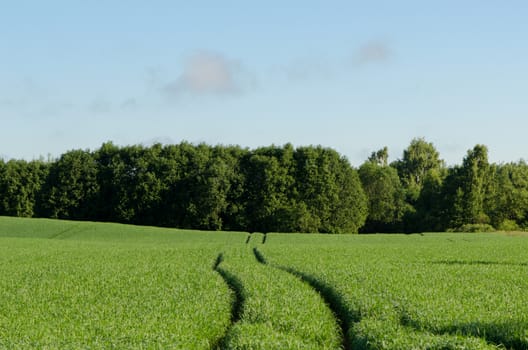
xmin=2 ymin=1 xmax=527 ymax=166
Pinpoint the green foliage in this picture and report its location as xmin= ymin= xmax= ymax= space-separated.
xmin=368 ymin=147 xmax=389 ymax=167
xmin=459 ymin=145 xmax=492 ymax=225
xmin=486 ymin=162 xmax=528 ymax=229
xmin=359 ymin=158 xmax=407 ymax=232
xmin=242 ymin=144 xmax=297 ymax=233
xmin=393 ymin=138 xmax=444 ymax=202
xmin=93 ymin=143 xmax=166 ymax=225
xmin=39 ymin=149 xmax=99 ymax=220
xmin=497 ymin=219 xmax=520 ymax=231
xmin=166 ymin=143 xmax=235 ymax=230
xmin=409 ymin=167 xmax=448 ymax=232
xmin=449 ymin=223 xmax=496 ymax=233
xmin=325 ymin=151 xmax=368 ymax=233
xmin=0 ymin=159 xmax=48 ymax=217
xmin=293 ymin=146 xmax=367 ymax=233
xmin=4 ymin=139 xmax=528 ymax=233
xmin=390 ymin=138 xmax=447 ymax=232
xmin=21 ymin=142 xmax=361 ymax=233
xmin=443 ymin=145 xmax=494 ymax=229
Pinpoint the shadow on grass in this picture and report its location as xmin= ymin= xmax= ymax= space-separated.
xmin=400 ymin=308 xmax=528 ymax=349
xmin=432 ymin=260 xmax=528 ymax=267
xmin=212 ymin=253 xmax=245 ymax=350
xmin=253 ymin=248 xmax=528 ymax=349
xmin=253 ymin=247 xmax=359 ymax=350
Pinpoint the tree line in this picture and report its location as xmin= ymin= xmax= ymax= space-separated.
xmin=359 ymin=139 xmax=528 ymax=232
xmin=0 ymin=139 xmax=527 ymax=233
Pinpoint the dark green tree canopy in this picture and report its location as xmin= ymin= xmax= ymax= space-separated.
xmin=393 ymin=138 xmax=444 ymax=202
xmin=0 ymin=142 xmax=367 ymax=234
xmin=359 ymin=148 xmax=408 ymax=233
xmin=1 ymin=140 xmax=527 ymax=233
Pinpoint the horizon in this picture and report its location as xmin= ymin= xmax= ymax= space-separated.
xmin=0 ymin=138 xmax=526 ymax=168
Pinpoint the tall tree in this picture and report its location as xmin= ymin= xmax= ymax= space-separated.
xmin=445 ymin=145 xmax=492 ymax=228
xmin=218 ymin=146 xmax=249 ymax=231
xmin=294 ymin=146 xmax=368 ymax=233
xmin=486 ymin=162 xmax=528 ymax=230
xmin=93 ymin=141 xmax=133 ymax=223
xmin=0 ymin=159 xmax=48 ymax=217
xmin=368 ymin=146 xmax=389 ymax=166
xmin=156 ymin=142 xmax=239 ymax=231
xmin=412 ymin=167 xmax=448 ymax=232
xmin=177 ymin=144 xmax=236 ymax=230
xmin=39 ymin=149 xmax=99 ymax=220
xmin=329 ymin=153 xmax=368 ymax=233
xmin=242 ymin=144 xmax=297 ymax=232
xmin=393 ymin=138 xmax=444 ymax=202
xmin=359 ymin=153 xmax=407 ymax=232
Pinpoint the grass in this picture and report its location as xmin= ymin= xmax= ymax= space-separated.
xmin=260 ymin=233 xmax=528 ymax=349
xmin=213 ymin=236 xmax=341 ymax=349
xmin=1 ymin=216 xmax=528 ymax=349
xmin=0 ymin=216 xmax=244 ymax=349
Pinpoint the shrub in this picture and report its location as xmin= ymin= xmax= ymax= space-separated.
xmin=449 ymin=223 xmax=496 ymax=233
xmin=497 ymin=219 xmax=520 ymax=232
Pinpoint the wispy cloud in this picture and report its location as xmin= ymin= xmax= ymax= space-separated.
xmin=0 ymin=97 xmax=21 ymax=108
xmin=164 ymin=51 xmax=256 ymax=97
xmin=0 ymin=78 xmax=45 ymax=109
xmin=270 ymin=40 xmax=393 ymax=83
xmin=145 ymin=67 xmax=165 ymax=91
xmin=274 ymin=57 xmax=333 ymax=82
xmin=88 ymin=97 xmax=112 ymax=114
xmin=121 ymin=98 xmax=138 ymax=110
xmin=354 ymin=40 xmax=392 ymax=65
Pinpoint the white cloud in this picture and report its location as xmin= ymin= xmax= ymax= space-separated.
xmin=164 ymin=51 xmax=255 ymax=97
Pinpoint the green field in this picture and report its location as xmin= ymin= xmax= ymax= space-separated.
xmin=1 ymin=217 xmax=527 ymax=349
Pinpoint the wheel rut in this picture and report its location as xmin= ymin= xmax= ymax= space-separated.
xmin=212 ymin=253 xmax=245 ymax=350
xmin=48 ymin=224 xmax=83 ymax=239
xmin=253 ymin=247 xmax=353 ymax=350
xmin=252 ymin=248 xmax=507 ymax=349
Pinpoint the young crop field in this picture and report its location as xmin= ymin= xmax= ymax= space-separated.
xmin=259 ymin=233 xmax=528 ymax=349
xmin=1 ymin=217 xmax=527 ymax=349
xmin=0 ymin=217 xmax=244 ymax=349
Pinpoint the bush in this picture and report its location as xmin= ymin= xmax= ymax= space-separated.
xmin=497 ymin=219 xmax=520 ymax=232
xmin=449 ymin=223 xmax=496 ymax=233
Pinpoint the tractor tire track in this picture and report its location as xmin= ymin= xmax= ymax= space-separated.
xmin=253 ymin=248 xmax=353 ymax=350
xmin=212 ymin=253 xmax=245 ymax=350
xmin=48 ymin=224 xmax=82 ymax=240
xmin=253 ymin=248 xmax=504 ymax=349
